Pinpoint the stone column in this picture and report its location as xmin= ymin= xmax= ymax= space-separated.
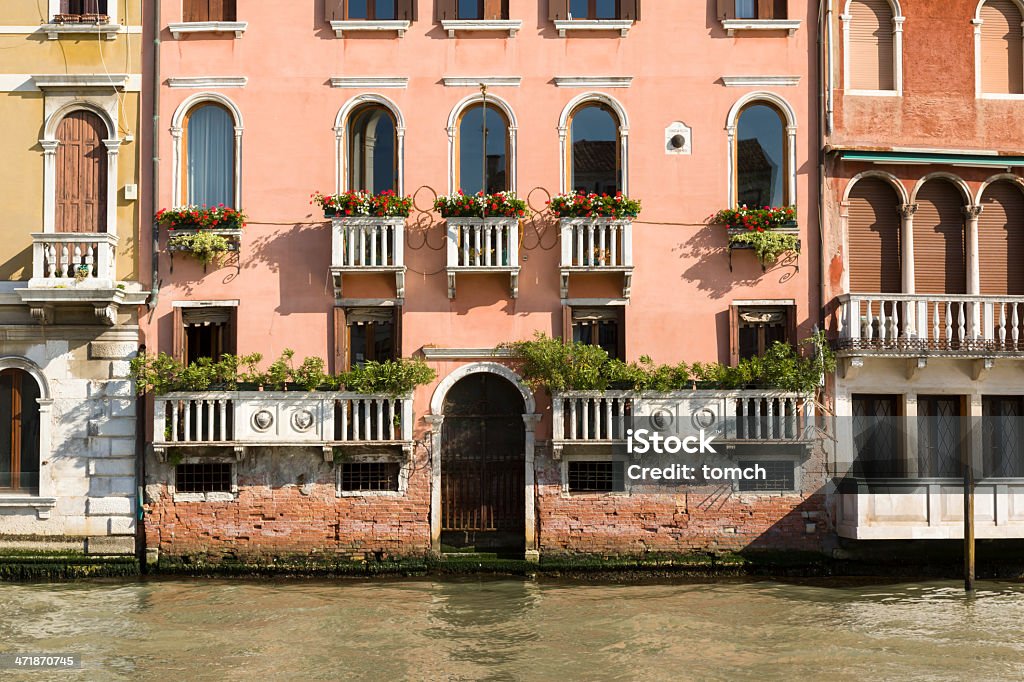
xmin=964 ymin=205 xmax=982 ymax=296
xmin=523 ymin=413 xmax=541 ymax=562
xmin=425 ymin=414 xmax=444 ymax=556
xmin=898 ymin=203 xmax=918 ymax=294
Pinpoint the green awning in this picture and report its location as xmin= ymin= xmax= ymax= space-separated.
xmin=838 ymin=150 xmax=1024 ymax=167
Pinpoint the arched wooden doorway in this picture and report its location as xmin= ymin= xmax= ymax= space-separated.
xmin=441 ymin=372 xmax=525 ymax=555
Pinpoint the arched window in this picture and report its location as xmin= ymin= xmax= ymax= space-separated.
xmin=56 ymin=110 xmax=107 ymax=233
xmin=847 ymin=177 xmax=902 ymax=293
xmin=914 ymin=180 xmax=967 ymax=294
xmin=567 ymin=103 xmax=621 ymax=194
xmin=184 ymin=103 xmax=235 ymax=207
xmin=457 ymin=104 xmax=510 ymax=194
xmin=847 ymin=0 xmax=897 ymax=92
xmin=347 ymin=105 xmax=398 ymax=194
xmin=979 ymin=180 xmax=1024 ymax=294
xmin=735 ymin=102 xmax=787 ymax=207
xmin=0 ymin=369 xmax=40 ymax=492
xmin=980 ymin=1 xmax=1024 ymax=95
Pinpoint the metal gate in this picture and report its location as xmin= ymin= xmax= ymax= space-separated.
xmin=441 ymin=373 xmax=525 ymax=552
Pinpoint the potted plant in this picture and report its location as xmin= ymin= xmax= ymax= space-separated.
xmin=312 ymin=190 xmax=412 ymax=218
xmin=711 ymin=205 xmax=800 ymax=267
xmin=156 ymin=204 xmax=247 ymax=231
xmin=548 ymin=191 xmax=642 ymax=220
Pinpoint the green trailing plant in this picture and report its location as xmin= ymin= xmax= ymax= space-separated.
xmin=339 ymin=359 xmax=436 ymax=398
xmin=167 ymin=231 xmax=231 ymax=265
xmin=727 ymin=230 xmax=800 ymax=266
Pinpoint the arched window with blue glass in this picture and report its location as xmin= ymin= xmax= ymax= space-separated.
xmin=567 ymin=102 xmax=621 ymax=195
xmin=347 ymin=104 xmax=398 ymax=194
xmin=734 ymin=101 xmax=788 ymax=208
xmin=456 ymin=103 xmax=510 ymax=195
xmin=184 ymin=103 xmax=235 ymax=208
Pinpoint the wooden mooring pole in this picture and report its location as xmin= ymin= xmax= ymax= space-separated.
xmin=964 ymin=461 xmax=975 ymax=592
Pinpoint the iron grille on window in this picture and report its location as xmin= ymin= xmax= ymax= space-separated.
xmin=738 ymin=460 xmax=795 ymax=492
xmin=340 ymin=462 xmax=400 ymax=492
xmin=175 ymin=462 xmax=232 ymax=494
xmin=567 ymin=460 xmax=624 ymax=493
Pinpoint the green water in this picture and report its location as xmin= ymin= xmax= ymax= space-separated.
xmin=0 ymin=578 xmax=1022 ymax=680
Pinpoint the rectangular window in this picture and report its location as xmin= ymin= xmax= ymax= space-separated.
xmin=340 ymin=462 xmax=401 ymax=492
xmin=726 ymin=0 xmax=786 ymax=20
xmin=738 ymin=460 xmax=795 ymax=491
xmin=347 ymin=309 xmax=396 ymax=369
xmin=730 ymin=304 xmax=795 ymax=363
xmin=457 ymin=0 xmax=507 ymax=20
xmin=58 ymin=0 xmax=108 ymax=18
xmin=569 ymin=307 xmax=624 ymax=360
xmin=176 ymin=306 xmax=237 ymax=364
xmin=346 ymin=0 xmax=397 ymax=19
xmin=983 ymin=396 xmax=1024 ymax=478
xmin=568 ymin=460 xmax=624 ymax=493
xmin=175 ymin=462 xmax=232 ymax=494
xmin=183 ymin=0 xmax=237 ymax=23
xmin=570 ymin=0 xmax=618 ymax=19
xmin=852 ymin=394 xmax=902 ymax=478
xmin=918 ymin=396 xmax=964 ymax=478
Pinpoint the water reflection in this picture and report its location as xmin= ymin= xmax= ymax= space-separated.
xmin=0 ymin=578 xmax=1022 ymax=680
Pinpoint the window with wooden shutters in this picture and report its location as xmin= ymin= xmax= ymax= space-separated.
xmin=553 ymin=0 xmax=638 ymax=20
xmin=979 ymin=181 xmax=1024 ymax=295
xmin=335 ymin=307 xmax=400 ymax=371
xmin=733 ymin=0 xmax=786 ymax=19
xmin=981 ymin=0 xmax=1024 ymax=95
xmin=57 ymin=0 xmax=108 ymax=19
xmin=452 ymin=0 xmax=507 ymax=19
xmin=176 ymin=305 xmax=237 ymax=364
xmin=570 ymin=307 xmax=624 ymax=360
xmin=55 ymin=111 xmax=107 ymax=234
xmin=0 ymin=370 xmax=41 ymax=492
xmin=847 ymin=177 xmax=902 ymax=293
xmin=913 ymin=181 xmax=967 ymax=295
xmin=848 ymin=0 xmax=895 ymax=91
xmin=730 ymin=304 xmax=795 ymax=363
xmin=183 ymin=0 xmax=237 ymax=22
xmin=332 ymin=0 xmax=406 ymax=20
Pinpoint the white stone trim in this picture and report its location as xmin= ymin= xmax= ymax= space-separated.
xmin=909 ymin=173 xmax=973 ymax=205
xmin=559 ymin=452 xmax=633 ymax=495
xmin=330 ymin=77 xmax=409 ymax=89
xmin=557 ymin=92 xmax=629 ymax=195
xmin=842 ymin=170 xmax=909 ymax=204
xmin=442 ymin=77 xmax=521 ymax=88
xmin=429 ymin=362 xmax=535 ymax=416
xmin=973 ymin=1 xmax=1024 ymax=98
xmin=841 ymin=2 xmax=904 ymax=96
xmin=0 ymin=74 xmax=140 ymax=92
xmin=170 ymin=92 xmax=244 ymax=209
xmin=171 ymin=299 xmax=240 ymax=307
xmin=168 ymin=21 xmax=248 ymax=39
xmin=553 ymin=76 xmax=633 ymax=88
xmin=167 ymin=77 xmax=248 ymax=89
xmin=334 ymin=94 xmax=406 ymax=195
xmin=441 ymin=19 xmax=521 ymax=38
xmin=329 ymin=19 xmax=410 ymax=38
xmin=725 ymin=91 xmax=798 ymax=208
xmin=721 ymin=75 xmax=801 ymax=87
xmin=975 ymin=172 xmax=1024 ymax=204
xmin=721 ymin=19 xmax=801 ymax=36
xmin=420 ymin=347 xmax=516 ymax=360
xmin=554 ymin=19 xmax=633 ymax=37
xmin=446 ymin=93 xmax=518 ymax=194
xmin=0 ymin=25 xmax=141 ymax=35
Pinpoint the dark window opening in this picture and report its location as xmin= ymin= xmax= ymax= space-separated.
xmin=175 ymin=462 xmax=232 ymax=494
xmin=738 ymin=460 xmax=795 ymax=491
xmin=56 ymin=0 xmax=108 ymax=20
xmin=347 ymin=0 xmax=397 ymax=19
xmin=183 ymin=0 xmax=237 ymax=23
xmin=572 ymin=308 xmax=622 ymax=360
xmin=983 ymin=396 xmax=1024 ymax=478
xmin=457 ymin=0 xmax=507 ymax=19
xmin=340 ymin=462 xmax=401 ymax=491
xmin=736 ymin=103 xmax=786 ymax=208
xmin=569 ymin=0 xmax=618 ymax=19
xmin=852 ymin=394 xmax=901 ymax=477
xmin=568 ymin=460 xmax=624 ymax=492
xmin=458 ymin=105 xmax=510 ymax=194
xmin=182 ymin=307 xmax=236 ymax=364
xmin=348 ymin=105 xmax=398 ymax=193
xmin=731 ymin=0 xmax=786 ymax=20
xmin=347 ymin=311 xmax=396 ymax=369
xmin=0 ymin=370 xmax=40 ymax=492
xmin=569 ymin=104 xmax=620 ymax=194
xmin=736 ymin=306 xmax=793 ymax=361
xmin=918 ymin=396 xmax=964 ymax=478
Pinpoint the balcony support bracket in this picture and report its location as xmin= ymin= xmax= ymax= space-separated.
xmin=233 ymin=445 xmax=247 ymax=462
xmin=972 ymin=358 xmax=995 ymax=381
xmin=840 ymin=356 xmax=864 ymax=380
xmin=94 ymin=303 xmax=117 ymax=326
xmin=447 ymin=272 xmax=457 ymax=299
xmin=906 ymin=357 xmax=927 ymax=380
xmin=29 ymin=305 xmax=54 ymax=326
xmin=551 ymin=443 xmax=563 ymax=460
xmin=323 ymin=445 xmax=335 ymax=463
xmin=510 ymin=271 xmax=519 ymax=299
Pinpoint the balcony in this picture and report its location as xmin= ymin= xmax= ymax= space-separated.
xmin=559 ymin=217 xmax=634 ymax=299
xmin=44 ymin=14 xmax=120 ymax=40
xmin=152 ymin=391 xmax=414 ymax=461
xmin=837 ymin=479 xmax=1024 ymax=539
xmin=836 ymin=293 xmax=1024 ymax=359
xmin=551 ymin=390 xmax=815 ymax=458
xmin=18 ymin=232 xmax=128 ymax=324
xmin=330 ymin=217 xmax=406 ymax=299
xmin=446 ymin=217 xmax=520 ymax=299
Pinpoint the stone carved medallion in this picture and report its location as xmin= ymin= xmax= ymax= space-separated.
xmin=291 ymin=409 xmax=315 ymax=432
xmin=252 ymin=409 xmax=274 ymax=432
xmin=692 ymin=407 xmax=717 ymax=430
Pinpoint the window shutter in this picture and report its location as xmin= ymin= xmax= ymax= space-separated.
xmin=483 ymin=0 xmax=506 ymax=20
xmin=393 ymin=305 xmax=403 ymax=358
xmin=172 ymin=307 xmax=185 ymax=363
xmin=326 ymin=0 xmax=345 ymax=21
xmin=620 ymin=0 xmax=640 ymax=20
xmin=435 ymin=0 xmax=457 ymax=21
xmin=729 ymin=305 xmax=739 ymax=366
xmin=55 ymin=111 xmax=107 ymax=233
xmin=333 ymin=307 xmax=349 ymax=374
xmin=225 ymin=308 xmax=238 ymax=356
xmin=757 ymin=0 xmax=774 ymax=19
xmin=982 ymin=1 xmax=1024 ymax=95
xmin=397 ymin=0 xmax=418 ymax=21
xmin=773 ymin=0 xmax=787 ymax=19
xmin=848 ymin=0 xmax=895 ymax=91
xmin=615 ymin=307 xmax=626 ymax=360
xmin=785 ymin=305 xmax=797 ymax=348
xmin=914 ymin=182 xmax=966 ymax=295
xmin=848 ymin=177 xmax=902 ymax=293
xmin=979 ymin=182 xmax=1024 ymax=295
xmin=716 ymin=0 xmax=736 ymax=20
xmin=562 ymin=305 xmax=574 ymax=342
xmin=549 ymin=0 xmax=568 ymax=21
xmin=220 ymin=0 xmax=236 ymax=22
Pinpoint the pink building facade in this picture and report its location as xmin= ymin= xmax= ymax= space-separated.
xmin=141 ymin=1 xmax=823 ymax=563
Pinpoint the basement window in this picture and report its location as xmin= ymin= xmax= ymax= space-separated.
xmin=175 ymin=462 xmax=232 ymax=494
xmin=567 ymin=460 xmax=624 ymax=493
xmin=339 ymin=461 xmax=401 ymax=492
xmin=737 ymin=460 xmax=795 ymax=492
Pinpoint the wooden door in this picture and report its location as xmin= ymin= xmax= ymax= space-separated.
xmin=55 ymin=111 xmax=107 ymax=233
xmin=441 ymin=373 xmax=525 ymax=553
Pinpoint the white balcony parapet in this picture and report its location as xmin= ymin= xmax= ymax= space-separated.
xmin=330 ymin=217 xmax=406 ymax=299
xmin=837 ymin=293 xmax=1024 ymax=354
xmin=152 ymin=391 xmax=414 ymax=462
xmin=559 ymin=217 xmax=634 ymax=299
xmin=550 ymin=390 xmax=814 ymax=458
xmin=446 ymin=217 xmax=521 ymax=299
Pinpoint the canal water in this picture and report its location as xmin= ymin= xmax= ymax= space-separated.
xmin=1 ymin=577 xmax=1022 ymax=680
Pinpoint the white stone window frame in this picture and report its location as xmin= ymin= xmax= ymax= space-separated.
xmin=441 ymin=19 xmax=522 ymax=38
xmin=732 ymin=455 xmax=804 ymax=494
xmin=446 ymin=92 xmax=519 ymax=195
xmin=557 ymin=92 xmax=630 ymax=195
xmin=334 ymin=94 xmax=406 ymax=195
xmin=725 ymin=91 xmax=798 ymax=209
xmin=170 ymin=92 xmax=244 ymax=210
xmin=170 ymin=455 xmax=238 ymax=503
xmin=553 ymin=19 xmax=633 ymax=37
xmin=841 ymin=0 xmax=905 ymax=97
xmin=36 ymin=77 xmax=124 ymax=238
xmin=0 ymin=356 xmax=55 ymax=518
xmin=46 ymin=0 xmax=119 ymax=24
xmin=721 ymin=19 xmax=801 ymax=36
xmin=560 ymin=452 xmax=633 ymax=496
xmin=973 ymin=0 xmax=1024 ymax=99
xmin=335 ymin=451 xmax=409 ymax=497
